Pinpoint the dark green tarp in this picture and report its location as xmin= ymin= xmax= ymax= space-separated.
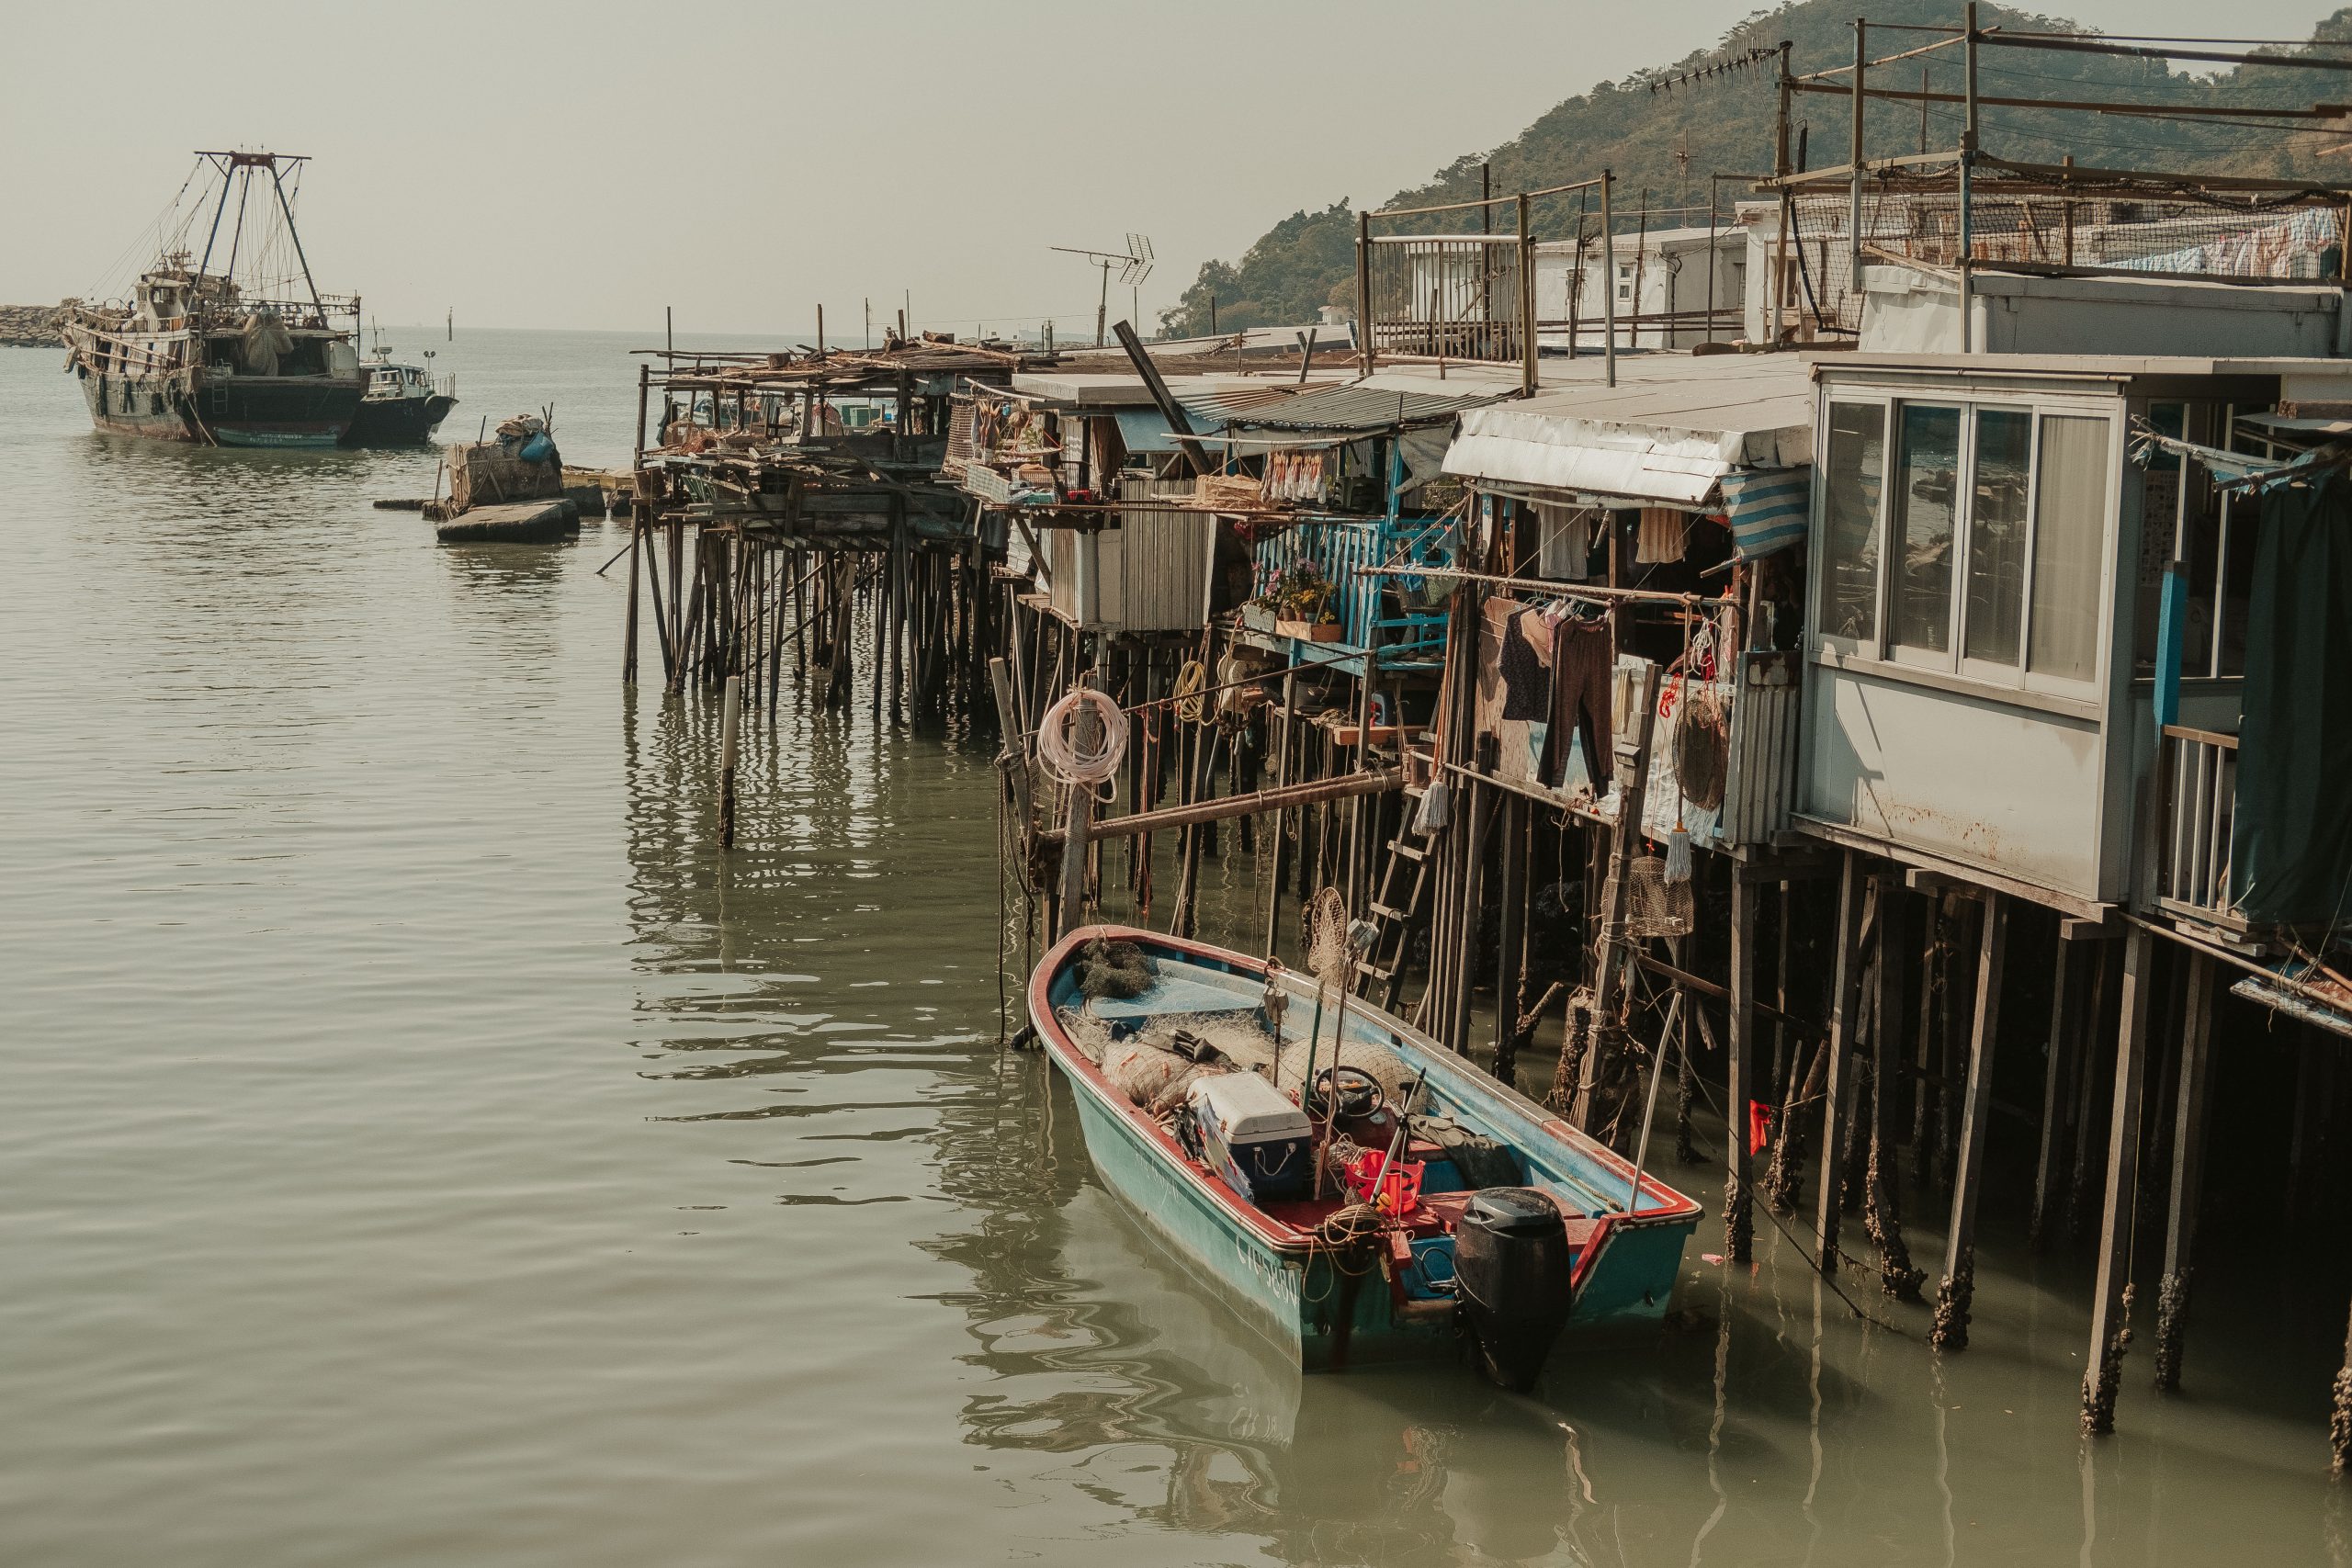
xmin=2229 ymin=472 xmax=2352 ymax=926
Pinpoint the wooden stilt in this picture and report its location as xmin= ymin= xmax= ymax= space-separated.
xmin=1493 ymin=794 xmax=1530 ymax=1073
xmin=2083 ymin=923 xmax=2155 ymax=1435
xmin=623 ymin=510 xmax=643 ymax=684
xmin=1866 ymin=884 xmax=1924 ymax=1299
xmin=1725 ymin=858 xmax=1758 ymax=1263
xmin=1931 ymin=892 xmax=2006 ymax=1348
xmin=2030 ymin=934 xmax=2083 ymax=1249
xmin=1815 ymin=852 xmax=1870 ymax=1273
xmin=2154 ymin=950 xmax=2217 ymax=1392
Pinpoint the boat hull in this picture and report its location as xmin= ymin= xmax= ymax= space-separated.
xmin=77 ymin=366 xmax=361 ymax=447
xmin=1032 ymin=926 xmax=1703 ymax=1377
xmin=344 ymin=391 xmax=457 ymax=446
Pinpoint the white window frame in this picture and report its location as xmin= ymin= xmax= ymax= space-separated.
xmin=1811 ymin=385 xmax=2118 ymax=702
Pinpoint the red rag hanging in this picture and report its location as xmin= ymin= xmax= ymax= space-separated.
xmin=1747 ymin=1100 xmax=1773 ymax=1156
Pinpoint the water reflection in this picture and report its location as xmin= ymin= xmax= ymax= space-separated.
xmin=597 ymin=558 xmax=2352 ymax=1567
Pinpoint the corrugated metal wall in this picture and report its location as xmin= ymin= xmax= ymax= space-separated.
xmin=1044 ymin=475 xmax=1216 ymax=632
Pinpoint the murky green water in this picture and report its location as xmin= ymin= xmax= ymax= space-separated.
xmin=5 ymin=333 xmax=2347 ymax=1566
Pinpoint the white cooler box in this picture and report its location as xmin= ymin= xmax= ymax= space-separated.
xmin=1188 ymin=1072 xmax=1312 ymax=1204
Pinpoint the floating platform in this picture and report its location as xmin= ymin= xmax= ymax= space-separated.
xmin=434 ymin=498 xmax=581 ymax=544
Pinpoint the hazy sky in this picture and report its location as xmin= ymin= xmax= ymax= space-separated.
xmin=5 ymin=0 xmax=2344 ymax=337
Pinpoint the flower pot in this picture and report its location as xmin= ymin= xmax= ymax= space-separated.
xmin=1277 ymin=619 xmax=1343 ymax=643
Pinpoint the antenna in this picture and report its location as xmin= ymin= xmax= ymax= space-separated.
xmin=1052 ymin=235 xmax=1153 ymax=347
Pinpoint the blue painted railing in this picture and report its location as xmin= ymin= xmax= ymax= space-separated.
xmin=1253 ymin=515 xmax=1455 ymax=660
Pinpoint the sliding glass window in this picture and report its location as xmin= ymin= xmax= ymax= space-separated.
xmin=1820 ymin=402 xmax=1885 ymax=645
xmin=2027 ymin=415 xmax=2110 ymax=684
xmin=1888 ymin=404 xmax=1962 ymax=658
xmin=1962 ymin=409 xmax=2032 ymax=668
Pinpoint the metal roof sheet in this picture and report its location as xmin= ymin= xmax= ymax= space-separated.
xmin=1443 ymin=353 xmax=1815 ymax=503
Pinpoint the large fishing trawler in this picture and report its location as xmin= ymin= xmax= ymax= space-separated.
xmin=60 ymin=151 xmax=365 ymax=447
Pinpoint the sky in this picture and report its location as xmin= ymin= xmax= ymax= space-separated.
xmin=4 ymin=0 xmax=2345 ymax=339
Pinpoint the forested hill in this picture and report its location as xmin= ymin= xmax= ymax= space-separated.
xmin=1158 ymin=0 xmax=2352 ymax=336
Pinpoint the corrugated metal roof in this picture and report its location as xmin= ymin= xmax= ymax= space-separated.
xmin=1210 ymin=382 xmax=1511 ymax=434
xmin=1443 ymin=354 xmax=1814 ymax=504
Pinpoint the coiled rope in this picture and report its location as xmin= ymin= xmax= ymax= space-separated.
xmin=1035 ymin=686 xmax=1128 ymax=788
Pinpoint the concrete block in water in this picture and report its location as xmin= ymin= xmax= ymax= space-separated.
xmin=435 ymin=498 xmax=581 ymax=544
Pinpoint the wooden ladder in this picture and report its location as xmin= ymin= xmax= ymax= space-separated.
xmin=1351 ymin=785 xmax=1434 ymax=1011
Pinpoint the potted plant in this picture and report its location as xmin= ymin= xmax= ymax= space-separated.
xmin=1258 ymin=562 xmax=1343 ymax=642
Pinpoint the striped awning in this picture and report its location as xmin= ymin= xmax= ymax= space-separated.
xmin=1717 ymin=467 xmax=1811 ymax=560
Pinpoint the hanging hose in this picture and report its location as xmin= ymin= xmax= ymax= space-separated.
xmin=1172 ymin=660 xmax=1210 ymax=725
xmin=1035 ymin=685 xmax=1128 ymax=787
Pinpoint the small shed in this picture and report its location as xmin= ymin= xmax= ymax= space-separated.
xmin=1797 ymin=350 xmax=2352 ymax=925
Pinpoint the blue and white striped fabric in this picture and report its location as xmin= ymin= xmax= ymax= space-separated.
xmin=1717 ymin=467 xmax=1812 ymax=561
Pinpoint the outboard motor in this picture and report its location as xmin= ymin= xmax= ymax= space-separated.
xmin=1453 ymin=1188 xmax=1574 ymax=1390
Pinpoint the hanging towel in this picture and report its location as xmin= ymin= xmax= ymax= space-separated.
xmin=1635 ymin=506 xmax=1687 ymax=564
xmin=1476 ymin=598 xmax=1554 ymax=787
xmin=1718 ymin=466 xmax=1812 ymax=561
xmin=1533 ymin=500 xmax=1591 ymax=580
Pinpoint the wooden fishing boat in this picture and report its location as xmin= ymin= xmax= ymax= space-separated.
xmin=1029 ymin=925 xmax=1702 ymax=1386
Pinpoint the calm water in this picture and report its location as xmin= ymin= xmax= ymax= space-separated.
xmin=4 ymin=331 xmax=2347 ymax=1566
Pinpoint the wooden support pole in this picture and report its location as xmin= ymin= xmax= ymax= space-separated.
xmin=1493 ymin=793 xmax=1530 ymax=1073
xmin=2154 ymin=950 xmax=2216 ymax=1392
xmin=623 ymin=511 xmax=643 ymax=685
xmin=1932 ymin=891 xmax=2006 ymax=1348
xmin=1564 ymin=660 xmax=1660 ymax=1128
xmin=1866 ymin=882 xmax=1925 ymax=1299
xmin=717 ymin=673 xmax=741 ymax=848
xmin=1725 ymin=859 xmax=1758 ymax=1262
xmin=1815 ymin=852 xmax=1869 ymax=1271
xmin=2030 ymin=934 xmax=2083 ymax=1248
xmin=1447 ymin=759 xmax=1495 ymax=1054
xmin=1053 ymin=669 xmax=1098 ymax=942
xmin=2083 ymin=924 xmax=2155 ymax=1436
xmin=1262 ymin=666 xmax=1297 ymax=953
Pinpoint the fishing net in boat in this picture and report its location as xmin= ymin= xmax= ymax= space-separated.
xmin=1074 ymin=936 xmax=1152 ymax=1000
xmin=240 ymin=309 xmax=293 ymax=376
xmin=1102 ymin=1039 xmax=1223 ymax=1114
xmin=1270 ymin=1035 xmax=1419 ymax=1112
xmin=1304 ymin=887 xmax=1356 ymax=990
xmin=1622 ymin=854 xmax=1694 ymax=940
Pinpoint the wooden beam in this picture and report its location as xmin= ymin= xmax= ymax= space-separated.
xmin=2083 ymin=924 xmax=2156 ymax=1435
xmin=1726 ymin=860 xmax=1759 ymax=1263
xmin=1932 ymin=891 xmax=2007 ymax=1349
xmin=1110 ymin=321 xmax=1216 ymax=479
xmin=2154 ymin=951 xmax=2218 ymax=1392
xmin=1815 ymin=852 xmax=1870 ymax=1272
xmin=2030 ymin=933 xmax=2083 ymax=1248
xmin=1044 ymin=767 xmax=1402 ymax=847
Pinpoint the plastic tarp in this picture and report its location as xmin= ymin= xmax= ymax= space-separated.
xmin=1115 ymin=409 xmax=1222 ymax=454
xmin=1718 ymin=467 xmax=1811 ymax=559
xmin=2230 ymin=471 xmax=2352 ymax=926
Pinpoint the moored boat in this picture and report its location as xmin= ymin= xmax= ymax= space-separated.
xmin=59 ymin=151 xmax=364 ymax=448
xmin=1029 ymin=925 xmax=1702 ymax=1386
xmin=343 ymin=344 xmax=458 ymax=446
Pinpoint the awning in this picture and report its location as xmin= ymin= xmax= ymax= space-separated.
xmin=1441 ymin=356 xmax=1815 ymax=507
xmin=1718 ymin=467 xmax=1811 ymax=559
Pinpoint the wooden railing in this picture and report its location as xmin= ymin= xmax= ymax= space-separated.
xmin=2157 ymin=723 xmax=2241 ymax=927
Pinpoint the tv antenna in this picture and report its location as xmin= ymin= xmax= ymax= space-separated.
xmin=1052 ymin=234 xmax=1153 ymax=346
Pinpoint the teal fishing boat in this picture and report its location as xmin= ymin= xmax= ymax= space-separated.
xmin=1030 ymin=925 xmax=1702 ymax=1387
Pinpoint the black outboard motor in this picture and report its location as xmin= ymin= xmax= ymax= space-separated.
xmin=1453 ymin=1188 xmax=1574 ymax=1390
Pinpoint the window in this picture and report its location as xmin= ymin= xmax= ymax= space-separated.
xmin=1963 ymin=409 xmax=2031 ymax=666
xmin=2027 ymin=416 xmax=2110 ymax=682
xmin=1820 ymin=402 xmax=1885 ymax=642
xmin=1888 ymin=404 xmax=1962 ymax=654
xmin=1815 ymin=395 xmax=2113 ymax=692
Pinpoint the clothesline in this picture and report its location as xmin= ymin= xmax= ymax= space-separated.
xmin=1357 ymin=564 xmax=1740 ymax=612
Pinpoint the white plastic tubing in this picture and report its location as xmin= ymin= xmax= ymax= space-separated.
xmin=1035 ymin=686 xmax=1128 ymax=788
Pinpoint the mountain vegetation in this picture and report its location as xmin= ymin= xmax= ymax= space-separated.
xmin=1158 ymin=0 xmax=2352 ymax=335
